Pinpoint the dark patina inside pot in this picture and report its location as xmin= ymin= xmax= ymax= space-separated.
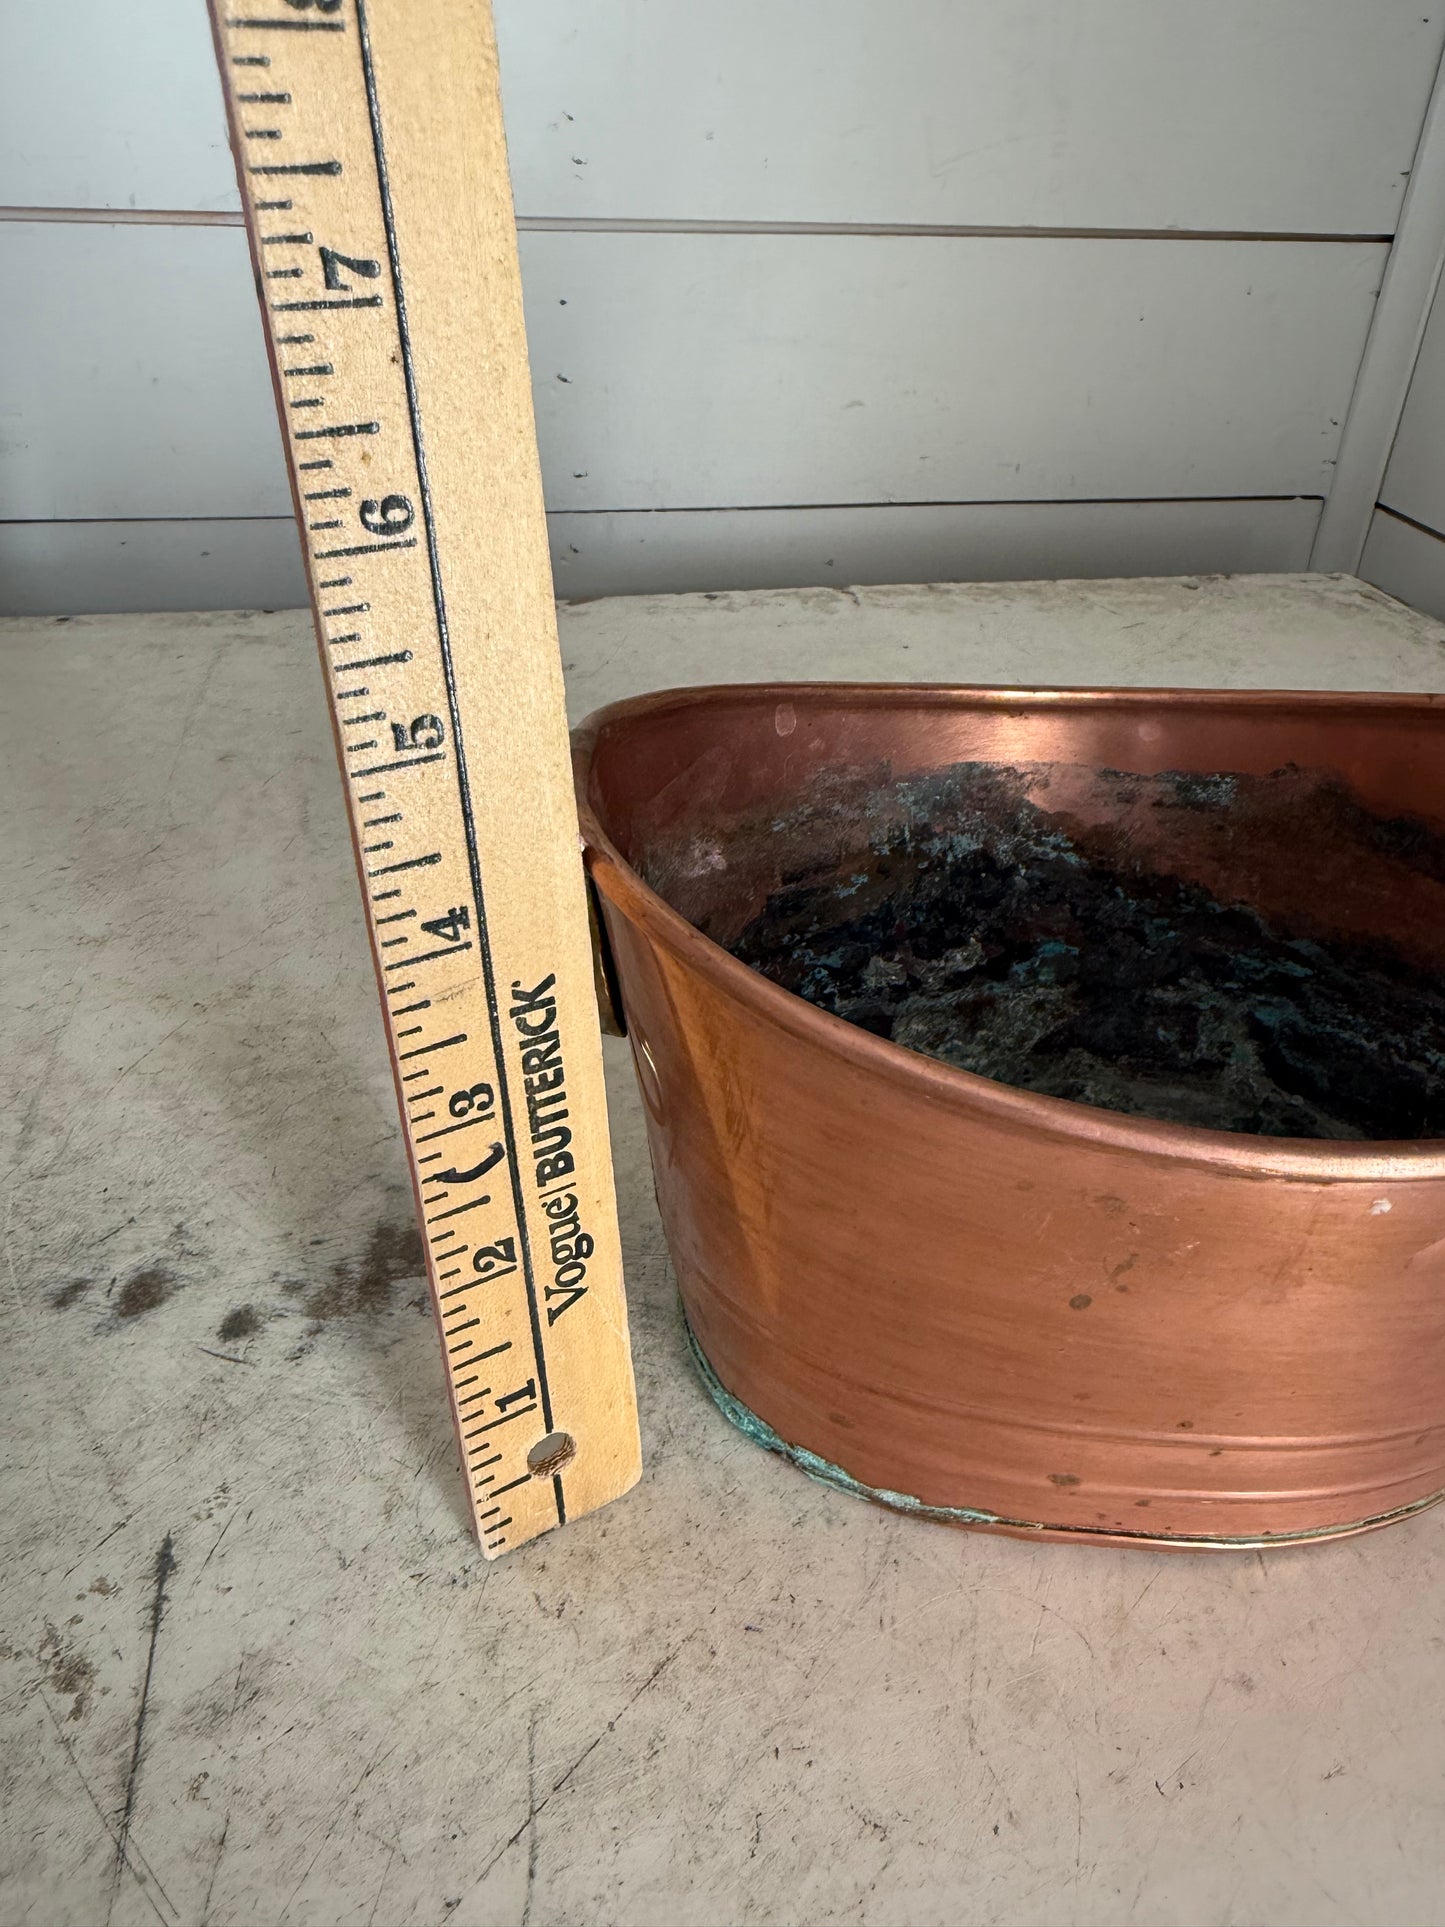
xmin=575 ymin=685 xmax=1445 ymax=1547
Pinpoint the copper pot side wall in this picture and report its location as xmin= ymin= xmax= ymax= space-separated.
xmin=575 ymin=685 xmax=1445 ymax=1547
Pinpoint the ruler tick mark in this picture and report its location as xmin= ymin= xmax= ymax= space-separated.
xmin=350 ymin=750 xmax=442 ymax=776
xmin=428 ymin=1196 xmax=493 ymax=1226
xmin=238 ymin=91 xmax=291 ymax=104
xmin=376 ymin=908 xmax=415 ymax=923
xmin=314 ymin=537 xmax=418 ymax=559
xmin=367 ymin=851 xmax=439 ymax=878
xmin=340 ymin=652 xmax=414 ymax=673
xmin=227 ymin=15 xmax=347 ymax=30
xmin=415 ymin=1115 xmax=494 ymax=1143
xmin=323 ymin=600 xmax=367 ymax=615
xmin=399 ymin=1032 xmax=466 ymax=1061
xmin=336 ymin=688 xmax=369 ymax=701
xmin=296 ymin=421 xmax=379 ymax=441
xmin=309 ymin=515 xmax=340 ymax=527
xmin=384 ymin=941 xmax=471 ymax=970
xmin=288 ymin=364 xmax=334 ymax=378
xmin=250 ymin=160 xmax=344 ymax=175
xmin=271 ymin=294 xmax=385 ymax=312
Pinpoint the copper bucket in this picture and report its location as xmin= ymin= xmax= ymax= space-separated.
xmin=574 ymin=685 xmax=1445 ymax=1547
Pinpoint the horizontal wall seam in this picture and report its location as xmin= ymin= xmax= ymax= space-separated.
xmin=0 ymin=205 xmax=1394 ymax=244
xmin=0 ymin=497 xmax=1325 ymax=529
xmin=1375 ymin=501 xmax=1445 ymax=545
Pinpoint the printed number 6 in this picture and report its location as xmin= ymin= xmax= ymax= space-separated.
xmin=360 ymin=495 xmax=415 ymax=537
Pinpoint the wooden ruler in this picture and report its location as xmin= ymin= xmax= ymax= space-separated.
xmin=207 ymin=0 xmax=640 ymax=1556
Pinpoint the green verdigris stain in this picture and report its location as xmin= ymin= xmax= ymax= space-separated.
xmin=681 ymin=1311 xmax=1445 ymax=1548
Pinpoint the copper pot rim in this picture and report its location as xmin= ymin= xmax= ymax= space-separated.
xmin=574 ymin=682 xmax=1445 ymax=1181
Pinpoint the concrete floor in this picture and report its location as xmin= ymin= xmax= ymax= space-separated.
xmin=5 ymin=574 xmax=1445 ymax=1927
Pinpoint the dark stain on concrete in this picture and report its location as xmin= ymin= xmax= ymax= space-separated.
xmin=114 ymin=1266 xmax=175 ymax=1320
xmin=1068 ymin=1293 xmax=1093 ymax=1311
xmin=1048 ymin=1473 xmax=1082 ymax=1488
xmin=51 ymin=1280 xmax=90 ymax=1310
xmin=38 ymin=1623 xmax=95 ymax=1722
xmin=304 ymin=1221 xmax=425 ymax=1324
xmin=217 ymin=1306 xmax=261 ymax=1343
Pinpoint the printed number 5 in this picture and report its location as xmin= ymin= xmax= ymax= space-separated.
xmin=391 ymin=714 xmax=445 ymax=753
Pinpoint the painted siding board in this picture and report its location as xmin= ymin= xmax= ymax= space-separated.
xmin=0 ymin=223 xmax=1384 ymax=523
xmin=1361 ymin=509 xmax=1445 ymax=621
xmin=500 ymin=1 xmax=1443 ymax=233
xmin=0 ymin=223 xmax=287 ymax=521
xmin=3 ymin=1 xmax=1440 ymax=234
xmin=1379 ymin=282 xmax=1445 ymax=536
xmin=524 ymin=234 xmax=1386 ymax=511
xmin=546 ymin=499 xmax=1320 ymax=599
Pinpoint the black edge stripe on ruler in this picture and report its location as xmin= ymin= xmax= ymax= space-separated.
xmin=354 ymin=0 xmax=561 ymax=1523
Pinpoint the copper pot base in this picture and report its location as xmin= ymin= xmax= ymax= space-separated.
xmin=685 ymin=1316 xmax=1445 ymax=1552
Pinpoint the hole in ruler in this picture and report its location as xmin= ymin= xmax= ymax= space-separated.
xmin=526 ymin=1431 xmax=577 ymax=1479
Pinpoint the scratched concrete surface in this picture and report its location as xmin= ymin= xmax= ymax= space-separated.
xmin=5 ymin=576 xmax=1445 ymax=1927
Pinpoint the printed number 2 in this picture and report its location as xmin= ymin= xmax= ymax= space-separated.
xmin=473 ymin=1237 xmax=518 ymax=1280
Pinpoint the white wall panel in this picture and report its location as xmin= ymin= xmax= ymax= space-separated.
xmin=495 ymin=1 xmax=1442 ymax=233
xmin=1 ymin=225 xmax=1384 ymax=529
xmin=523 ymin=234 xmax=1386 ymax=511
xmin=0 ymin=518 xmax=306 ymax=616
xmin=547 ymin=500 xmax=1320 ymax=599
xmin=0 ymin=500 xmax=1319 ymax=616
xmin=0 ymin=0 xmax=238 ymax=212
xmin=1379 ymin=279 xmax=1445 ymax=535
xmin=0 ymin=223 xmax=286 ymax=520
xmin=1360 ymin=509 xmax=1445 ymax=622
xmin=4 ymin=1 xmax=1440 ymax=233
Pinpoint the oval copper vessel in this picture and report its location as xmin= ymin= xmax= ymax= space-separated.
xmin=574 ymin=685 xmax=1445 ymax=1547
